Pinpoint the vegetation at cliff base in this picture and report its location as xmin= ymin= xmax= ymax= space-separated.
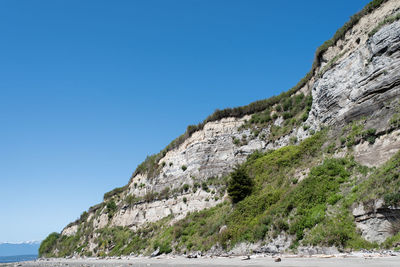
xmin=39 ymin=232 xmax=60 ymax=257
xmin=40 ymin=125 xmax=400 ymax=257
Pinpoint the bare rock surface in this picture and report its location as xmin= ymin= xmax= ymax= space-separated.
xmin=353 ymin=199 xmax=400 ymax=243
xmin=308 ymin=19 xmax=400 ymax=128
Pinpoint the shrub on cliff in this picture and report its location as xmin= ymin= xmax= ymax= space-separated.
xmin=39 ymin=232 xmax=60 ymax=257
xmin=106 ymin=200 xmax=117 ymax=218
xmin=227 ymin=166 xmax=253 ymax=203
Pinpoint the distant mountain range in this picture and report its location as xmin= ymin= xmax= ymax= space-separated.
xmin=0 ymin=241 xmax=40 ymax=256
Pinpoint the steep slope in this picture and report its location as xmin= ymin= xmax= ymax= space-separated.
xmin=40 ymin=0 xmax=400 ymax=257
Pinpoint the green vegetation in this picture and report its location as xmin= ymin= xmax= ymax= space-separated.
xmin=239 ymin=93 xmax=313 ymax=143
xmin=389 ymin=103 xmax=400 ymax=129
xmin=227 ymin=166 xmax=253 ymax=204
xmin=390 ymin=113 xmax=400 ymax=128
xmin=106 ymin=201 xmax=117 ymax=219
xmin=150 ymin=132 xmax=329 ymax=251
xmin=95 ymin=227 xmax=149 ymax=256
xmin=125 ymin=194 xmax=141 ymax=206
xmin=157 ymin=133 xmax=378 ymax=252
xmin=340 ymin=120 xmax=378 ymax=147
xmin=353 ymin=151 xmax=400 ymax=204
xmin=103 ymin=185 xmax=128 ymax=201
xmin=39 ymin=229 xmax=89 ymax=258
xmin=39 ymin=232 xmax=60 ymax=257
xmin=41 ymin=129 xmax=400 ymax=256
xmin=150 ymin=131 xmax=371 ymax=251
xmin=384 ymin=192 xmax=400 ymax=206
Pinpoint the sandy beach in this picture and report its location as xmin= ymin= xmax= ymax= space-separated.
xmin=4 ymin=254 xmax=400 ymax=267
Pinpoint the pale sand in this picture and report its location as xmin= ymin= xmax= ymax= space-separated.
xmin=4 ymin=255 xmax=400 ymax=267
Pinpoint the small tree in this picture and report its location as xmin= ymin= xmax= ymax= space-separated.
xmin=227 ymin=166 xmax=253 ymax=203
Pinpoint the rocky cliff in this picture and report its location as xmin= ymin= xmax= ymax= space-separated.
xmin=40 ymin=0 xmax=400 ymax=257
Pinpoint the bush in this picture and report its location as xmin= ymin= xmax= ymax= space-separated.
xmin=106 ymin=201 xmax=117 ymax=218
xmin=144 ymin=191 xmax=157 ymax=202
xmin=181 ymin=165 xmax=187 ymax=171
xmin=390 ymin=111 xmax=400 ymax=128
xmin=283 ymin=112 xmax=292 ymax=120
xmin=201 ymin=182 xmax=209 ymax=192
xmin=183 ymin=184 xmax=190 ymax=192
xmin=125 ymin=194 xmax=136 ymax=206
xmin=39 ymin=232 xmax=60 ymax=257
xmin=362 ymin=128 xmax=377 ymax=144
xmin=227 ymin=166 xmax=253 ymax=203
xmin=384 ymin=192 xmax=400 ymax=206
xmin=285 ymin=158 xmax=350 ymax=240
xmin=301 ymin=112 xmax=309 ymax=122
xmin=160 ymin=187 xmax=170 ymax=199
xmin=233 ymin=137 xmax=240 ymax=146
xmin=78 ymin=211 xmax=88 ymax=222
xmin=283 ymin=98 xmax=292 ymax=111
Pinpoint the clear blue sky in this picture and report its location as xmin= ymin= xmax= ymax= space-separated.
xmin=0 ymin=0 xmax=370 ymax=243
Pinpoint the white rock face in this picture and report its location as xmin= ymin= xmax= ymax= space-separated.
xmin=93 ymin=213 xmax=108 ymax=230
xmin=134 ymin=116 xmax=255 ymax=193
xmin=352 ymin=199 xmax=400 ymax=244
xmin=61 ymin=225 xmax=78 ymax=236
xmin=110 ymin=191 xmax=222 ymax=230
xmin=308 ymin=19 xmax=400 ymax=127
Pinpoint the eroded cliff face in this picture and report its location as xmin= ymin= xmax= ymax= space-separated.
xmin=309 ymin=19 xmax=400 ymax=127
xmin=62 ymin=115 xmax=308 ymax=238
xmin=58 ymin=0 xmax=400 ymax=254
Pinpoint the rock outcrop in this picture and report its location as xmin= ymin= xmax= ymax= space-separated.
xmin=309 ymin=19 xmax=400 ymax=128
xmin=353 ymin=199 xmax=400 ymax=243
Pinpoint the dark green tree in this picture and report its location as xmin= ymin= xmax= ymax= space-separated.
xmin=227 ymin=166 xmax=253 ymax=203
